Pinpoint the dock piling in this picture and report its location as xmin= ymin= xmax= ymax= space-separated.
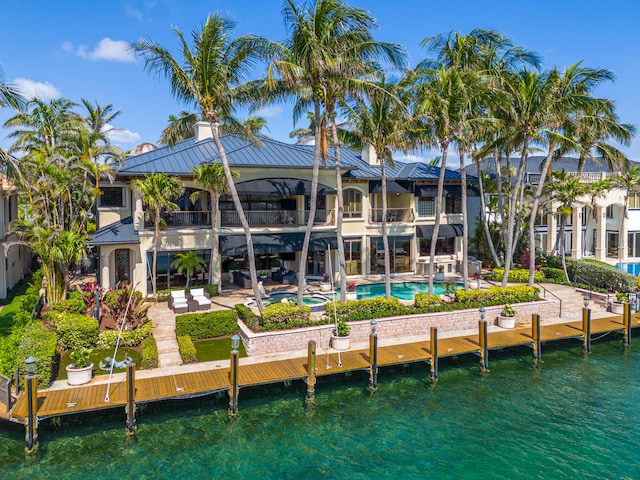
xmin=368 ymin=320 xmax=378 ymax=392
xmin=532 ymin=314 xmax=542 ymax=365
xmin=429 ymin=326 xmax=439 ymax=381
xmin=582 ymin=297 xmax=591 ymax=353
xmin=125 ymin=362 xmax=136 ymax=435
xmin=228 ymin=334 xmax=240 ymax=417
xmin=479 ymin=308 xmax=489 ymax=373
xmin=306 ymin=341 xmax=316 ymax=402
xmin=623 ymin=302 xmax=631 ymax=347
xmin=24 ymin=368 xmax=38 ymax=455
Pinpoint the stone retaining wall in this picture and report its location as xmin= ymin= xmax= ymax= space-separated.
xmin=239 ymin=299 xmax=557 ymax=356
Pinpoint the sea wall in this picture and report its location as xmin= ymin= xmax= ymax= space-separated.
xmin=238 ymin=299 xmax=557 ymax=356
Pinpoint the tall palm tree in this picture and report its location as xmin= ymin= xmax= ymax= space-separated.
xmin=131 ymin=173 xmax=182 ymax=297
xmin=171 ymin=251 xmax=207 ymax=288
xmin=0 ymin=66 xmax=24 ymax=110
xmin=191 ymin=162 xmax=237 ymax=286
xmin=159 ymin=112 xmax=269 ymax=145
xmin=131 ymin=13 xmax=269 ymax=309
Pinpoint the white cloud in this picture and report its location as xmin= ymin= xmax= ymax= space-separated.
xmin=13 ymin=78 xmax=62 ymax=100
xmin=103 ymin=124 xmax=142 ymax=144
xmin=124 ymin=4 xmax=146 ymax=22
xmin=61 ymin=38 xmax=135 ymax=63
xmin=254 ymin=106 xmax=283 ymax=118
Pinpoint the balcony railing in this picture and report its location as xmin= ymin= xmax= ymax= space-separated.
xmin=144 ymin=210 xmax=211 ymax=230
xmin=527 ymin=171 xmax=611 ymax=185
xmin=369 ymin=208 xmax=413 ymax=223
xmin=221 ymin=209 xmax=332 ymax=227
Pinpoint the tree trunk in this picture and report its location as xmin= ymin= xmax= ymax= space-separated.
xmin=381 ymin=159 xmax=391 ymax=299
xmin=477 ymin=159 xmax=500 ymax=267
xmin=152 ymin=205 xmax=160 ymax=297
xmin=208 ymin=190 xmax=218 ymax=286
xmin=460 ymin=151 xmax=469 ymax=291
xmin=209 ymin=121 xmax=263 ymax=311
xmin=330 ymin=113 xmax=347 ymax=302
xmin=428 ymin=144 xmax=448 ymax=295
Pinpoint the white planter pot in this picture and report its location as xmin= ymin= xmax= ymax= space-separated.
xmin=228 ymin=271 xmax=235 ymax=282
xmin=434 ymin=272 xmax=445 ymax=282
xmin=468 ymin=280 xmax=481 ymax=289
xmin=320 ymin=282 xmax=332 ymax=292
xmin=611 ymin=302 xmax=625 ymax=314
xmin=345 ymin=291 xmax=357 ymax=301
xmin=331 ymin=334 xmax=350 ymax=351
xmin=66 ymin=362 xmax=94 ymax=386
xmin=497 ymin=315 xmax=516 ymax=329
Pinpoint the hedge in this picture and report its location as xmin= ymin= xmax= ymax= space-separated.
xmin=50 ymin=293 xmax=86 ymax=315
xmin=489 ymin=268 xmax=545 ymax=283
xmin=454 ymin=285 xmax=538 ymax=306
xmin=236 ymin=303 xmax=259 ymax=329
xmin=326 ymin=297 xmax=406 ymax=322
xmin=545 ymin=256 xmax=636 ymax=292
xmin=261 ymin=302 xmax=311 ymax=326
xmin=177 ymin=335 xmax=197 ymax=363
xmin=175 ymin=310 xmax=238 ymax=340
xmin=414 ymin=294 xmax=443 ymax=308
xmin=17 ymin=321 xmax=58 ymax=389
xmin=96 ymin=322 xmax=153 ymax=349
xmin=540 ymin=267 xmax=566 ymax=281
xmin=140 ymin=336 xmax=158 ymax=369
xmin=49 ymin=312 xmax=99 ymax=350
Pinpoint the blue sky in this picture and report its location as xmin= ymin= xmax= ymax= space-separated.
xmin=1 ymin=0 xmax=639 ymax=160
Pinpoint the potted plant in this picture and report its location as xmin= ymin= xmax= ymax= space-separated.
xmin=227 ymin=260 xmax=239 ymax=282
xmin=434 ymin=265 xmax=445 ymax=282
xmin=469 ymin=272 xmax=483 ymax=289
xmin=320 ymin=273 xmax=332 ymax=292
xmin=259 ymin=270 xmax=269 ymax=280
xmin=345 ymin=282 xmax=358 ymax=301
xmin=611 ymin=291 xmax=627 ymax=314
xmin=331 ymin=319 xmax=351 ymax=350
xmin=498 ymin=304 xmax=517 ymax=329
xmin=66 ymin=348 xmax=94 ymax=385
xmin=270 ymin=258 xmax=281 ymax=272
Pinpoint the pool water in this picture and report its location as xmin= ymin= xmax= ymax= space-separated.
xmin=348 ymin=281 xmax=463 ymax=300
xmin=617 ymin=262 xmax=640 ymax=276
xmin=3 ymin=338 xmax=640 ymax=478
xmin=245 ymin=292 xmax=329 ymax=311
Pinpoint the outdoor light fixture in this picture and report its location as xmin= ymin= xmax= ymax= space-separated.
xmin=479 ymin=306 xmax=486 ymax=321
xmin=26 ymin=355 xmax=36 ymax=375
xmin=583 ymin=296 xmax=590 ymax=309
xmin=231 ymin=334 xmax=240 ymax=352
xmin=370 ymin=319 xmax=378 ymax=335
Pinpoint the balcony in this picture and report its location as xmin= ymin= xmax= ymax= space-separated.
xmin=144 ymin=210 xmax=211 ymax=230
xmin=527 ymin=171 xmax=611 ymax=185
xmin=221 ymin=209 xmax=332 ymax=227
xmin=369 ymin=208 xmax=414 ymax=223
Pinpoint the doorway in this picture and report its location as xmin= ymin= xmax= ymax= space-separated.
xmin=115 ymin=249 xmax=130 ymax=288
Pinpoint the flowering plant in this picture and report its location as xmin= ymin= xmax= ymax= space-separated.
xmin=346 ymin=283 xmax=357 ymax=292
xmin=322 ymin=273 xmax=330 ymax=283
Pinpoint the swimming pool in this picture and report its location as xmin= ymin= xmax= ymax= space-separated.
xmin=617 ymin=263 xmax=640 ymax=276
xmin=245 ymin=292 xmax=330 ymax=312
xmin=340 ymin=281 xmax=463 ymax=301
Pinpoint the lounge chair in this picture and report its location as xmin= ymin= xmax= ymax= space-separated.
xmin=188 ymin=288 xmax=212 ymax=311
xmin=281 ymin=270 xmax=296 ymax=285
xmin=169 ymin=290 xmax=189 ymax=314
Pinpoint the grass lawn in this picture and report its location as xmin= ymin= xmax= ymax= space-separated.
xmin=194 ymin=337 xmax=247 ymax=362
xmin=0 ymin=277 xmax=30 ymax=337
xmin=56 ymin=348 xmax=142 ymax=381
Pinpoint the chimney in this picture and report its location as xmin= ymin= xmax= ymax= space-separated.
xmin=361 ymin=144 xmax=379 ymax=165
xmin=195 ymin=121 xmax=213 ymax=142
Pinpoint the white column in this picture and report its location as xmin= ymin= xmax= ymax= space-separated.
xmin=101 ymin=252 xmax=110 ymax=289
xmin=595 ymin=206 xmax=607 ymax=261
xmin=571 ymin=206 xmax=582 ymax=259
xmin=620 ymin=206 xmax=629 ymax=264
xmin=546 ymin=212 xmax=557 ymax=253
xmin=133 ymin=191 xmax=144 ymax=231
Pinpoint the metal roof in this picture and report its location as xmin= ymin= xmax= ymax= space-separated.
xmin=89 ymin=216 xmax=140 ymax=246
xmin=120 ymin=133 xmax=463 ymax=181
xmin=464 ymin=156 xmax=628 ymax=177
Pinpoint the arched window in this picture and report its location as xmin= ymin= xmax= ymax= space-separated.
xmin=343 ymin=188 xmax=362 ymax=218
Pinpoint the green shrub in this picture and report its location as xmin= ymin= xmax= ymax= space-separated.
xmin=414 ymin=293 xmax=442 ymax=308
xmin=540 ymin=267 xmax=566 ymax=281
xmin=261 ymin=302 xmax=311 ymax=325
xmin=140 ymin=336 xmax=158 ymax=369
xmin=204 ymin=284 xmax=218 ymax=297
xmin=177 ymin=335 xmax=197 ymax=363
xmin=327 ymin=297 xmax=406 ymax=322
xmin=20 ymin=294 xmax=40 ymax=315
xmin=489 ymin=267 xmax=545 ymax=283
xmin=16 ymin=321 xmax=58 ymax=389
xmin=454 ymin=285 xmax=538 ymax=306
xmin=236 ymin=303 xmax=259 ymax=329
xmin=49 ymin=312 xmax=99 ymax=350
xmin=546 ymin=256 xmax=636 ymax=292
xmin=51 ymin=294 xmax=87 ymax=315
xmin=157 ymin=289 xmax=172 ymax=303
xmin=175 ymin=310 xmax=238 ymax=340
xmin=96 ymin=323 xmax=153 ymax=349
xmin=25 ymin=270 xmax=44 ymax=296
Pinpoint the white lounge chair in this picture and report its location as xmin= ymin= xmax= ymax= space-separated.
xmin=188 ymin=288 xmax=211 ymax=311
xmin=169 ymin=290 xmax=189 ymax=313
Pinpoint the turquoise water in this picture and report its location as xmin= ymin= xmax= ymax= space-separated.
xmin=353 ymin=281 xmax=463 ymax=300
xmin=2 ymin=338 xmax=640 ymax=479
xmin=246 ymin=292 xmax=329 ymax=312
xmin=617 ymin=262 xmax=640 ymax=276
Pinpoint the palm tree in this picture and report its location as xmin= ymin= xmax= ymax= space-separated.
xmin=171 ymin=251 xmax=207 ymax=287
xmin=0 ymin=66 xmax=24 ymax=110
xmin=159 ymin=112 xmax=269 ymax=146
xmin=191 ymin=162 xmax=237 ymax=286
xmin=131 ymin=173 xmax=182 ymax=297
xmin=613 ymin=165 xmax=640 ymax=267
xmin=131 ymin=13 xmax=269 ymax=310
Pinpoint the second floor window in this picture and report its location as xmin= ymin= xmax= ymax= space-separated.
xmin=629 ymin=192 xmax=640 ymax=209
xmin=100 ymin=187 xmax=124 ymax=208
xmin=344 ymin=188 xmax=362 ymax=218
xmin=606 ymin=205 xmax=614 ymax=219
xmin=417 ymin=197 xmax=435 ymax=217
xmin=445 ymin=196 xmax=462 ymax=214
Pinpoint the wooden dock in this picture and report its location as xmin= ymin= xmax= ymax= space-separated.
xmin=5 ymin=313 xmax=640 ymax=425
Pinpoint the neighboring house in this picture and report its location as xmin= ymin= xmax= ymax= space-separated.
xmin=91 ymin=122 xmax=476 ymax=297
xmin=0 ymin=172 xmax=32 ymax=299
xmin=466 ymin=156 xmax=637 ymax=268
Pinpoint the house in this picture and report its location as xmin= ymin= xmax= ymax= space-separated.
xmin=90 ymin=122 xmax=476 ymax=297
xmin=466 ymin=156 xmax=638 ymax=269
xmin=0 ymin=172 xmax=32 ymax=299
